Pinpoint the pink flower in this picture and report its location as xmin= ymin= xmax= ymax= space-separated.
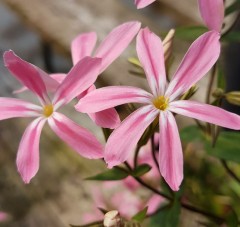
xmin=76 ymin=28 xmax=240 ymax=191
xmin=198 ymin=0 xmax=224 ymax=32
xmin=123 ymin=134 xmax=160 ymax=190
xmin=1 ymin=50 xmax=104 ymax=183
xmin=14 ymin=22 xmax=141 ymax=129
xmin=0 ymin=212 xmax=8 ymax=222
xmin=134 ymin=0 xmax=156 ymax=9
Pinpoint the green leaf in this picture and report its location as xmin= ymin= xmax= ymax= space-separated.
xmin=217 ymin=64 xmax=225 ymax=90
xmin=132 ymin=207 xmax=148 ymax=222
xmin=180 ymin=125 xmax=204 ymax=143
xmin=150 ymin=201 xmax=181 ymax=227
xmin=205 ymin=131 xmax=240 ymax=163
xmin=175 ymin=26 xmax=208 ymax=41
xmin=85 ymin=168 xmax=129 ymax=181
xmin=225 ymin=1 xmax=240 ymax=16
xmin=222 ymin=31 xmax=240 ymax=43
xmin=131 ymin=164 xmax=152 ymax=177
xmin=226 ymin=209 xmax=238 ymax=227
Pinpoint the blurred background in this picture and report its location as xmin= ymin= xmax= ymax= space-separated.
xmin=0 ymin=0 xmax=234 ymax=226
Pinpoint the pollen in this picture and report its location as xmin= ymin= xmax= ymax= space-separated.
xmin=43 ymin=104 xmax=54 ymax=117
xmin=153 ymin=96 xmax=169 ymax=111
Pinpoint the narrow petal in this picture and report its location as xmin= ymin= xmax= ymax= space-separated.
xmin=159 ymin=111 xmax=183 ymax=191
xmin=52 ymin=57 xmax=102 ymax=107
xmin=105 ymin=105 xmax=158 ymax=168
xmin=3 ymin=51 xmax=57 ymax=102
xmin=76 ymin=86 xmax=152 ymax=113
xmin=13 ymin=73 xmax=63 ymax=95
xmin=71 ymin=32 xmax=97 ymax=65
xmin=198 ymin=0 xmax=224 ymax=32
xmin=94 ymin=21 xmax=141 ymax=73
xmin=137 ymin=28 xmax=167 ymax=96
xmin=77 ymin=85 xmax=121 ymax=129
xmin=147 ymin=194 xmax=163 ymax=215
xmin=169 ymin=100 xmax=240 ymax=130
xmin=50 ymin=73 xmax=66 ymax=83
xmin=166 ymin=31 xmax=220 ymax=100
xmin=135 ymin=0 xmax=156 ymax=9
xmin=0 ymin=97 xmax=41 ymax=120
xmin=16 ymin=117 xmax=46 ymax=183
xmin=48 ymin=112 xmax=103 ymax=159
xmin=88 ymin=109 xmax=120 ymax=129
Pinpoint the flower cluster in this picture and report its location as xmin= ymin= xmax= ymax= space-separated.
xmin=1 ymin=0 xmax=240 ymax=224
xmin=0 ymin=0 xmax=238 ymax=190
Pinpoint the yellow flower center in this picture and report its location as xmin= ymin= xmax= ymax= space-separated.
xmin=153 ymin=96 xmax=169 ymax=111
xmin=43 ymin=104 xmax=54 ymax=117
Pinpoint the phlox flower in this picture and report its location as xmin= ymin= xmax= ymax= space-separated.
xmin=198 ymin=0 xmax=224 ymax=33
xmin=1 ymin=50 xmax=104 ymax=183
xmin=134 ymin=0 xmax=156 ymax=9
xmin=14 ymin=21 xmax=141 ymax=129
xmin=0 ymin=212 xmax=8 ymax=222
xmin=80 ymin=139 xmax=162 ymax=225
xmin=76 ymin=28 xmax=240 ymax=191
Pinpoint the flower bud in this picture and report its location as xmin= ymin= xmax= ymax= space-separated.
xmin=103 ymin=210 xmax=122 ymax=227
xmin=225 ymin=91 xmax=240 ymax=106
xmin=163 ymin=29 xmax=175 ymax=61
xmin=212 ymin=88 xmax=224 ymax=98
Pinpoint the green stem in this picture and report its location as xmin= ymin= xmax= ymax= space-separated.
xmin=151 ymin=135 xmax=159 ymax=170
xmin=221 ymin=160 xmax=240 ymax=184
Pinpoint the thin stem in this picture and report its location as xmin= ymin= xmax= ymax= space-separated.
xmin=135 ymin=176 xmax=172 ymax=200
xmin=222 ymin=11 xmax=240 ymax=38
xmin=70 ymin=220 xmax=103 ymax=227
xmin=206 ymin=63 xmax=217 ymax=104
xmin=122 ymin=162 xmax=225 ymax=224
xmin=134 ymin=145 xmax=141 ymax=168
xmin=181 ymin=204 xmax=223 ymax=223
xmin=221 ymin=160 xmax=240 ymax=184
xmin=151 ymin=135 xmax=159 ymax=170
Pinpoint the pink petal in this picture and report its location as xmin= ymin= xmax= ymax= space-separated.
xmin=88 ymin=109 xmax=120 ymax=129
xmin=134 ymin=0 xmax=156 ymax=9
xmin=76 ymin=86 xmax=152 ymax=113
xmin=137 ymin=27 xmax=166 ymax=96
xmin=0 ymin=97 xmax=41 ymax=120
xmin=105 ymin=105 xmax=158 ymax=168
xmin=169 ymin=100 xmax=240 ymax=130
xmin=3 ymin=50 xmax=57 ymax=102
xmin=0 ymin=212 xmax=9 ymax=222
xmin=77 ymin=85 xmax=121 ymax=129
xmin=13 ymin=73 xmax=63 ymax=95
xmin=17 ymin=117 xmax=46 ymax=183
xmin=94 ymin=21 xmax=141 ymax=73
xmin=48 ymin=112 xmax=103 ymax=159
xmin=198 ymin=0 xmax=224 ymax=32
xmin=71 ymin=32 xmax=97 ymax=65
xmin=166 ymin=31 xmax=220 ymax=100
xmin=49 ymin=73 xmax=66 ymax=83
xmin=159 ymin=111 xmax=183 ymax=191
xmin=52 ymin=57 xmax=102 ymax=107
xmin=147 ymin=194 xmax=163 ymax=215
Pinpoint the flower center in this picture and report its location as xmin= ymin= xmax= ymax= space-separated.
xmin=43 ymin=104 xmax=54 ymax=117
xmin=153 ymin=96 xmax=169 ymax=111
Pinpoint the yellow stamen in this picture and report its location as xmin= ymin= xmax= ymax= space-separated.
xmin=43 ymin=104 xmax=54 ymax=117
xmin=153 ymin=96 xmax=169 ymax=111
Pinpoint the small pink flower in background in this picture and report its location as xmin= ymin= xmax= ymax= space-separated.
xmin=0 ymin=212 xmax=8 ymax=222
xmin=1 ymin=50 xmax=104 ymax=183
xmin=14 ymin=22 xmax=141 ymax=129
xmin=77 ymin=28 xmax=240 ymax=191
xmin=198 ymin=0 xmax=224 ymax=33
xmin=123 ymin=134 xmax=160 ymax=190
xmin=134 ymin=0 xmax=156 ymax=9
xmin=81 ymin=139 xmax=163 ymax=225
